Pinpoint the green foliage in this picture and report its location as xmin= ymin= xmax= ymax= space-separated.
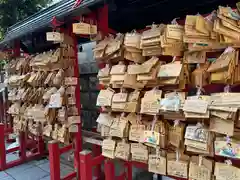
xmin=0 ymin=0 xmax=53 ymax=40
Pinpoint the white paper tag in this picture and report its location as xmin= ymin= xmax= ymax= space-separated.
xmin=49 ymin=93 xmax=62 ymax=108
xmin=183 ymin=99 xmax=208 ymax=114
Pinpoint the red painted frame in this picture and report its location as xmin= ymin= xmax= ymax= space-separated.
xmin=49 ymin=141 xmax=77 ymax=180
xmin=0 ymin=39 xmax=46 ymax=171
xmin=0 ymin=124 xmax=45 ymax=171
xmin=72 ymin=5 xmax=240 ymax=180
xmin=79 ymin=150 xmax=106 ymax=180
xmin=79 ymin=153 xmax=187 ymax=180
xmin=48 ymin=24 xmax=82 ymax=180
xmin=48 ymin=4 xmax=109 ymax=180
xmin=1 ymin=2 xmax=213 ymax=179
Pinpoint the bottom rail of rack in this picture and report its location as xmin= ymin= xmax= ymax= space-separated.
xmin=79 ymin=134 xmax=188 ymax=180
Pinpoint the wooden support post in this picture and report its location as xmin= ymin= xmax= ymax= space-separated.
xmin=126 ymin=161 xmax=133 ymax=180
xmin=19 ymin=132 xmax=27 ymax=161
xmin=104 ymin=159 xmax=115 ymax=180
xmin=49 ymin=140 xmax=61 ymax=180
xmin=79 ymin=150 xmax=92 ymax=180
xmin=0 ymin=124 xmax=6 ymax=170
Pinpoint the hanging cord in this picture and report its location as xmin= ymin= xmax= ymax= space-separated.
xmin=224 ymin=85 xmax=235 ymax=119
xmin=198 ymin=155 xmax=203 ymax=166
xmin=224 ymin=84 xmax=231 ymax=93
xmin=176 ymin=149 xmax=180 ymax=161
xmin=226 ymin=135 xmax=231 ymax=144
xmin=224 ymin=47 xmax=235 ymax=54
xmin=174 ymin=120 xmax=180 ymax=128
xmin=196 ymin=85 xmax=205 ymax=99
xmin=204 ymin=10 xmax=217 ymax=23
xmin=171 ymin=18 xmax=180 ymax=25
xmin=151 ymin=115 xmax=158 ymax=132
xmin=171 ymin=56 xmax=177 ymax=63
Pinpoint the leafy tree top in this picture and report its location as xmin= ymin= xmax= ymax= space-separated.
xmin=0 ymin=0 xmax=52 ymax=40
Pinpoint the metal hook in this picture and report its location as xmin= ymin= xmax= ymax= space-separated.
xmin=171 ymin=18 xmax=179 ymax=25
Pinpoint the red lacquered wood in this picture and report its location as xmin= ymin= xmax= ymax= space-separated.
xmin=49 ymin=140 xmax=61 ymax=180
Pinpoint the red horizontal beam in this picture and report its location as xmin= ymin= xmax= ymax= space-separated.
xmin=116 ymin=172 xmax=125 ymax=180
xmin=108 ymin=28 xmax=117 ymax=35
xmin=168 ymin=175 xmax=187 ymax=180
xmin=62 ymin=172 xmax=77 ymax=180
xmin=59 ymin=144 xmax=73 ymax=154
xmin=26 ymin=152 xmax=42 ymax=160
xmin=91 ymin=155 xmax=105 ymax=167
xmin=4 ymin=128 xmax=13 ymax=134
xmin=6 ymin=159 xmax=22 ymax=169
xmin=6 ymin=138 xmax=15 ymax=143
xmin=4 ymin=152 xmax=49 ymax=171
xmin=6 ymin=147 xmax=19 ymax=154
xmin=2 ymin=49 xmax=13 ymax=52
xmin=75 ymin=34 xmax=91 ymax=38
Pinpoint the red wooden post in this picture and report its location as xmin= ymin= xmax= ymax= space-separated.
xmin=49 ymin=140 xmax=61 ymax=180
xmin=79 ymin=150 xmax=92 ymax=180
xmin=126 ymin=161 xmax=133 ymax=180
xmin=92 ymin=128 xmax=101 ymax=179
xmin=0 ymin=123 xmax=6 ymax=170
xmin=3 ymin=87 xmax=9 ymax=128
xmin=97 ymin=5 xmax=109 ymax=36
xmin=74 ymin=126 xmax=81 ymax=177
xmin=72 ymin=32 xmax=82 ymax=178
xmin=93 ymin=144 xmax=101 ymax=179
xmin=104 ymin=159 xmax=115 ymax=180
xmin=0 ymin=91 xmax=4 ymax=124
xmin=19 ymin=131 xmax=27 ymax=161
xmin=37 ymin=135 xmax=45 ymax=155
xmin=13 ymin=40 xmax=20 ymax=57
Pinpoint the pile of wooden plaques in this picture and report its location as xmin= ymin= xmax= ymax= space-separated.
xmin=94 ymin=3 xmax=240 ymax=180
xmin=6 ymin=41 xmax=80 ymax=144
